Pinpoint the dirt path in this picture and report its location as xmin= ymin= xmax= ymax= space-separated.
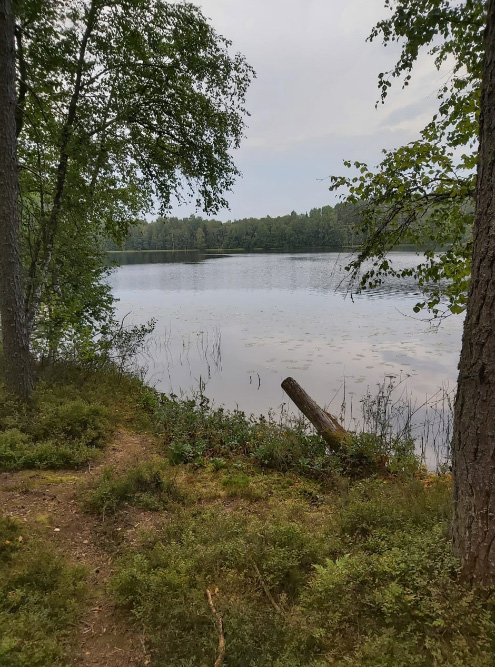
xmin=0 ymin=430 xmax=158 ymax=667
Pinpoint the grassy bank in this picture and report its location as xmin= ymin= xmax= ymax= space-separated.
xmin=0 ymin=366 xmax=494 ymax=666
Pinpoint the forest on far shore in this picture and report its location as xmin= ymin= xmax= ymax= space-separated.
xmin=106 ymin=203 xmax=367 ymax=252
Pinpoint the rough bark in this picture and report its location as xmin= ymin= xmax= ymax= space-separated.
xmin=281 ymin=376 xmax=348 ymax=451
xmin=0 ymin=0 xmax=33 ymax=398
xmin=452 ymin=0 xmax=495 ymax=585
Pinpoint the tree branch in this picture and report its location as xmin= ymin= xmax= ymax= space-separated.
xmin=14 ymin=24 xmax=27 ymax=137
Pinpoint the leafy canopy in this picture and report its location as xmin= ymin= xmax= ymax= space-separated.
xmin=330 ymin=0 xmax=485 ymax=315
xmin=14 ymin=0 xmax=254 ymax=356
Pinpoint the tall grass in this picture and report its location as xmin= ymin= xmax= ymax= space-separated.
xmin=338 ymin=375 xmax=454 ymax=469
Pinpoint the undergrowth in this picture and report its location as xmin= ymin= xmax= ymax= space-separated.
xmin=2 ymin=369 xmax=495 ymax=665
xmin=110 ymin=475 xmax=495 ymax=666
xmin=0 ymin=364 xmax=151 ymax=471
xmin=152 ymin=393 xmax=418 ymax=480
xmin=0 ymin=516 xmax=86 ymax=666
xmin=84 ymin=459 xmax=185 ymax=516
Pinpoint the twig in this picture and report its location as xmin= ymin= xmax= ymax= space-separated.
xmin=250 ymin=559 xmax=283 ymax=614
xmin=206 ymin=588 xmax=226 ymax=667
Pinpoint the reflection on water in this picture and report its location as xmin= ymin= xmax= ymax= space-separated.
xmin=109 ymin=251 xmax=462 ymax=459
xmin=107 ymin=250 xmax=231 ymax=265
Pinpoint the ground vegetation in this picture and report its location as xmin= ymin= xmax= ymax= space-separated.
xmin=0 ymin=367 xmax=494 ymax=665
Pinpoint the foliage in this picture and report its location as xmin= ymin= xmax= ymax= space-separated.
xmin=0 ymin=364 xmax=149 ymax=470
xmin=106 ymin=203 xmax=364 ymax=252
xmin=111 ymin=504 xmax=328 ymax=666
xmin=109 ymin=467 xmax=495 ymax=666
xmin=301 ymin=477 xmax=495 ymax=666
xmin=330 ymin=0 xmax=485 ymax=315
xmin=0 ymin=361 xmax=494 ymax=664
xmin=12 ymin=0 xmax=253 ymax=358
xmin=33 ymin=310 xmax=157 ymax=374
xmin=155 ymin=393 xmax=416 ymax=479
xmin=84 ymin=459 xmax=185 ymax=516
xmin=0 ymin=390 xmax=110 ymax=471
xmin=0 ymin=516 xmax=86 ymax=666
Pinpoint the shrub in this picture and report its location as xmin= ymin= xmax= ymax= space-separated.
xmin=0 ymin=370 xmax=123 ymax=471
xmin=29 ymin=398 xmax=110 ymax=446
xmin=300 ymin=477 xmax=495 ymax=666
xmin=84 ymin=460 xmax=185 ymax=516
xmin=0 ymin=432 xmax=103 ymax=471
xmin=111 ymin=507 xmax=328 ymax=665
xmin=157 ymin=395 xmax=418 ymax=481
xmin=0 ymin=516 xmax=86 ymax=666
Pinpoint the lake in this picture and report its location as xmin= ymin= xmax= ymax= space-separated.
xmin=109 ymin=251 xmax=462 ymax=456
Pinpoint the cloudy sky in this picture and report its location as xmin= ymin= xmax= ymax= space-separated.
xmin=172 ymin=0 xmax=448 ymax=221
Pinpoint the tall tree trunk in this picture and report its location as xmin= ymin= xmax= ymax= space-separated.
xmin=452 ymin=0 xmax=495 ymax=585
xmin=0 ymin=0 xmax=33 ymax=398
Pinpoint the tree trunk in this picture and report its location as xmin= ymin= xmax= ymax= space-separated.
xmin=0 ymin=0 xmax=33 ymax=398
xmin=452 ymin=0 xmax=495 ymax=585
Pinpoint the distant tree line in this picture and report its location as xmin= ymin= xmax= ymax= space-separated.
xmin=106 ymin=204 xmax=365 ymax=252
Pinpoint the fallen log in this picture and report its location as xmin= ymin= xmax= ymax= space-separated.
xmin=281 ymin=376 xmax=348 ymax=451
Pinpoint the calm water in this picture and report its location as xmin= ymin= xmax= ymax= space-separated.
xmin=109 ymin=251 xmax=462 ymax=447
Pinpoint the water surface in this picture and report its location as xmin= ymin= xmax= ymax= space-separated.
xmin=109 ymin=251 xmax=462 ymax=446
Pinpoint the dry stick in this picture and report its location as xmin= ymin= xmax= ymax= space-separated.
xmin=250 ymin=559 xmax=283 ymax=615
xmin=206 ymin=589 xmax=226 ymax=667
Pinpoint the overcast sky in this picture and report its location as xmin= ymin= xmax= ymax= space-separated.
xmin=171 ymin=0 xmax=448 ymax=221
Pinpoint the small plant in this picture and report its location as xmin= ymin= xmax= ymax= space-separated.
xmin=158 ymin=394 xmax=418 ymax=480
xmin=0 ymin=516 xmax=86 ymax=666
xmin=209 ymin=457 xmax=227 ymax=470
xmin=84 ymin=460 xmax=185 ymax=516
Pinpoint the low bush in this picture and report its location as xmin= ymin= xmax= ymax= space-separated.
xmin=110 ymin=475 xmax=495 ymax=666
xmin=157 ymin=395 xmax=418 ymax=480
xmin=0 ymin=365 xmax=149 ymax=471
xmin=84 ymin=460 xmax=185 ymax=516
xmin=0 ymin=515 xmax=86 ymax=666
xmin=297 ymin=476 xmax=495 ymax=666
xmin=0 ymin=429 xmax=104 ymax=471
xmin=111 ymin=504 xmax=328 ymax=665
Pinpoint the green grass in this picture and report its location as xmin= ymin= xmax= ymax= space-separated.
xmin=0 ymin=516 xmax=86 ymax=667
